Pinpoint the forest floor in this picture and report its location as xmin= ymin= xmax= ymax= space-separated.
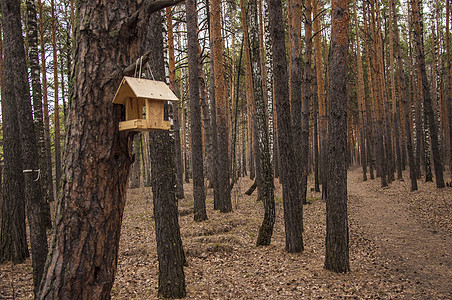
xmin=1 ymin=167 xmax=451 ymax=299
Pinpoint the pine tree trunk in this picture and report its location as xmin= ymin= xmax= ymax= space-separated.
xmin=37 ymin=0 xmax=55 ymax=203
xmin=2 ymin=0 xmax=49 ymax=294
xmin=388 ymin=0 xmax=402 ymax=180
xmin=446 ymin=0 xmax=452 ymax=181
xmin=393 ymin=0 xmax=418 ymax=190
xmin=187 ymin=0 xmax=208 ymax=221
xmin=129 ymin=134 xmax=141 ymax=189
xmin=211 ymin=0 xmax=232 ymax=212
xmin=50 ymin=0 xmax=62 ymax=196
xmin=290 ymin=0 xmax=303 ymax=204
xmin=268 ymin=0 xmax=303 ymax=253
xmin=301 ymin=0 xmax=312 ymax=205
xmin=412 ymin=0 xmax=444 ymax=188
xmin=325 ymin=0 xmax=350 ymax=273
xmin=26 ymin=0 xmax=52 ymax=228
xmin=166 ymin=7 xmax=185 ymax=199
xmin=313 ymin=63 xmax=320 ymax=191
xmin=0 ymin=10 xmax=30 ymax=266
xmin=353 ymin=0 xmax=367 ymax=181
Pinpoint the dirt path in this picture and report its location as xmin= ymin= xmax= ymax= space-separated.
xmin=348 ymin=168 xmax=452 ymax=299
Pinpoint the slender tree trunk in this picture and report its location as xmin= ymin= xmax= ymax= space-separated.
xmin=446 ymin=0 xmax=452 ymax=181
xmin=412 ymin=0 xmax=445 ymax=188
xmin=290 ymin=0 xmax=303 ymax=205
xmin=187 ymin=0 xmax=208 ymax=221
xmin=393 ymin=0 xmax=417 ymax=190
xmin=325 ymin=0 xmax=350 ymax=273
xmin=301 ymin=0 xmax=312 ymax=205
xmin=268 ymin=0 xmax=303 ymax=253
xmin=313 ymin=0 xmax=327 ymax=193
xmin=353 ymin=0 xmax=367 ymax=182
xmin=388 ymin=0 xmax=402 ymax=180
xmin=166 ymin=7 xmax=184 ymax=199
xmin=37 ymin=0 xmax=55 ymax=203
xmin=211 ymin=0 xmax=232 ymax=212
xmin=50 ymin=0 xmax=62 ymax=196
xmin=26 ymin=0 xmax=52 ymax=228
xmin=313 ymin=63 xmax=320 ymax=191
xmin=129 ymin=134 xmax=141 ymax=189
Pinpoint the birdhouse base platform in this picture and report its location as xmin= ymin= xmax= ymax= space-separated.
xmin=118 ymin=119 xmax=171 ymax=131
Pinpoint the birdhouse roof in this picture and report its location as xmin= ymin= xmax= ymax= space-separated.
xmin=112 ymin=76 xmax=178 ymax=104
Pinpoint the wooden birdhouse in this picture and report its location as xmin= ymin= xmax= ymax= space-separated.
xmin=112 ymin=76 xmax=178 ymax=131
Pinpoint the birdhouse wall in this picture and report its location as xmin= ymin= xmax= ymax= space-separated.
xmin=146 ymin=99 xmax=164 ymax=128
xmin=126 ymin=98 xmax=144 ymax=120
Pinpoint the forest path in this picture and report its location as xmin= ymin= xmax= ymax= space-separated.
xmin=348 ymin=168 xmax=452 ymax=298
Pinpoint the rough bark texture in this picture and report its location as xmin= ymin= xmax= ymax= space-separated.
xmin=353 ymin=0 xmax=367 ymax=182
xmin=447 ymin=0 xmax=452 ymax=181
xmin=290 ymin=0 xmax=303 ymax=205
xmin=249 ymin=0 xmax=275 ymax=246
xmin=37 ymin=1 xmax=164 ymax=298
xmin=187 ymin=0 xmax=208 ymax=221
xmin=393 ymin=0 xmax=417 ymax=190
xmin=211 ymin=0 xmax=232 ymax=212
xmin=301 ymin=0 xmax=312 ymax=204
xmin=325 ymin=0 xmax=350 ymax=273
xmin=388 ymin=0 xmax=402 ymax=180
xmin=129 ymin=134 xmax=141 ymax=189
xmin=26 ymin=0 xmax=52 ymax=228
xmin=0 ymin=9 xmax=30 ymax=264
xmin=37 ymin=0 xmax=55 ymax=203
xmin=149 ymin=130 xmax=187 ymax=298
xmin=268 ymin=0 xmax=303 ymax=252
xmin=2 ymin=0 xmax=49 ymax=294
xmin=412 ymin=0 xmax=445 ymax=188
xmin=166 ymin=7 xmax=185 ymax=199
xmin=50 ymin=0 xmax=62 ymax=196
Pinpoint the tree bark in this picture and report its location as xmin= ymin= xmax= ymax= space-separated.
xmin=249 ymin=0 xmax=275 ymax=246
xmin=211 ymin=0 xmax=232 ymax=212
xmin=37 ymin=1 xmax=167 ymax=297
xmin=393 ymin=0 xmax=417 ymax=190
xmin=129 ymin=134 xmax=141 ymax=189
xmin=2 ymin=0 xmax=49 ymax=294
xmin=37 ymin=0 xmax=55 ymax=203
xmin=412 ymin=0 xmax=445 ymax=188
xmin=26 ymin=0 xmax=52 ymax=228
xmin=166 ymin=7 xmax=185 ymax=199
xmin=268 ymin=0 xmax=303 ymax=252
xmin=50 ymin=0 xmax=62 ymax=196
xmin=187 ymin=0 xmax=208 ymax=221
xmin=447 ymin=0 xmax=452 ymax=181
xmin=325 ymin=0 xmax=350 ymax=273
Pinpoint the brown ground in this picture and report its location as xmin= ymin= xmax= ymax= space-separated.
xmin=1 ymin=168 xmax=451 ymax=299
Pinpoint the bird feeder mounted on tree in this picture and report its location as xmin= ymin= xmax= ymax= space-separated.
xmin=112 ymin=76 xmax=178 ymax=131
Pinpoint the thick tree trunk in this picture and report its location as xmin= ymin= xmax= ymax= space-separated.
xmin=447 ymin=0 xmax=452 ymax=181
xmin=37 ymin=1 xmax=169 ymax=297
xmin=2 ymin=0 xmax=49 ymax=294
xmin=187 ymin=0 xmax=208 ymax=221
xmin=325 ymin=0 xmax=350 ymax=273
xmin=412 ymin=0 xmax=445 ymax=188
xmin=166 ymin=7 xmax=185 ymax=199
xmin=26 ymin=0 xmax=52 ymax=228
xmin=268 ymin=0 xmax=303 ymax=253
xmin=211 ymin=0 xmax=232 ymax=212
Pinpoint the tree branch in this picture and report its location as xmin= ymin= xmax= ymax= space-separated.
xmin=145 ymin=0 xmax=185 ymax=15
